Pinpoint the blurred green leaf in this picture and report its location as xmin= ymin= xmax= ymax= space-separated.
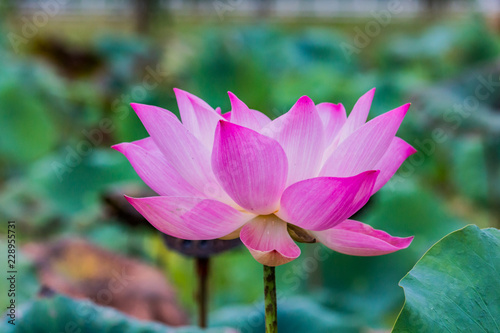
xmin=393 ymin=225 xmax=500 ymax=332
xmin=0 ymin=294 xmax=234 ymax=333
xmin=0 ymin=77 xmax=58 ymax=164
xmin=211 ymin=296 xmax=360 ymax=333
xmin=29 ymin=149 xmax=139 ymax=215
xmin=452 ymin=137 xmax=489 ymax=203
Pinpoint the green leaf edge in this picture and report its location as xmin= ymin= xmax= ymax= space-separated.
xmin=390 ymin=224 xmax=498 ymax=332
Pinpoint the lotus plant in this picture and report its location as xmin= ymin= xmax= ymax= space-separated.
xmin=113 ymin=88 xmax=415 ymax=332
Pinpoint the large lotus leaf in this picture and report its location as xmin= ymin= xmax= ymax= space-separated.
xmin=392 ymin=225 xmax=500 ymax=332
xmin=0 ymin=294 xmax=235 ymax=333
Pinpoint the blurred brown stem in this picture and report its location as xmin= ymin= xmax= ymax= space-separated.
xmin=134 ymin=0 xmax=162 ymax=34
xmin=195 ymin=257 xmax=209 ymax=328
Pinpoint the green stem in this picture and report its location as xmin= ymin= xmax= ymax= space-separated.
xmin=263 ymin=265 xmax=278 ymax=333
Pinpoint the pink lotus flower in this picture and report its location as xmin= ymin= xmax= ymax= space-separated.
xmin=113 ymin=88 xmax=415 ymax=266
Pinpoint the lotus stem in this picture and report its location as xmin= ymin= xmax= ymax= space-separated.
xmin=196 ymin=257 xmax=209 ymax=328
xmin=263 ymin=265 xmax=278 ymax=333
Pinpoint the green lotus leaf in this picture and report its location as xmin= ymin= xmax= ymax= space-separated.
xmin=393 ymin=225 xmax=500 ymax=332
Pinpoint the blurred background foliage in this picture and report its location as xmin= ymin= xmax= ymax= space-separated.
xmin=1 ymin=0 xmax=500 ymax=332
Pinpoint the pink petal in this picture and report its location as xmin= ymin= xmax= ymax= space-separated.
xmin=130 ymin=103 xmax=229 ymax=203
xmin=313 ymin=219 xmax=413 ymax=256
xmin=261 ymin=96 xmax=325 ymax=185
xmin=129 ymin=137 xmax=159 ymax=152
xmin=224 ymin=109 xmax=270 ymax=128
xmin=317 ymin=102 xmax=347 ymax=146
xmin=336 ymin=88 xmax=375 ymax=143
xmin=250 ymin=109 xmax=272 ymax=128
xmin=212 ymin=121 xmax=288 ymax=215
xmin=228 ymin=92 xmax=271 ymax=131
xmin=125 ymin=196 xmax=255 ymax=240
xmin=240 ymin=215 xmax=301 ymax=266
xmin=174 ymin=88 xmax=223 ymax=149
xmin=277 ymin=170 xmax=379 ymax=231
xmin=320 ymin=103 xmax=410 ymax=177
xmin=372 ymin=137 xmax=417 ymax=194
xmin=112 ymin=139 xmax=202 ymax=197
